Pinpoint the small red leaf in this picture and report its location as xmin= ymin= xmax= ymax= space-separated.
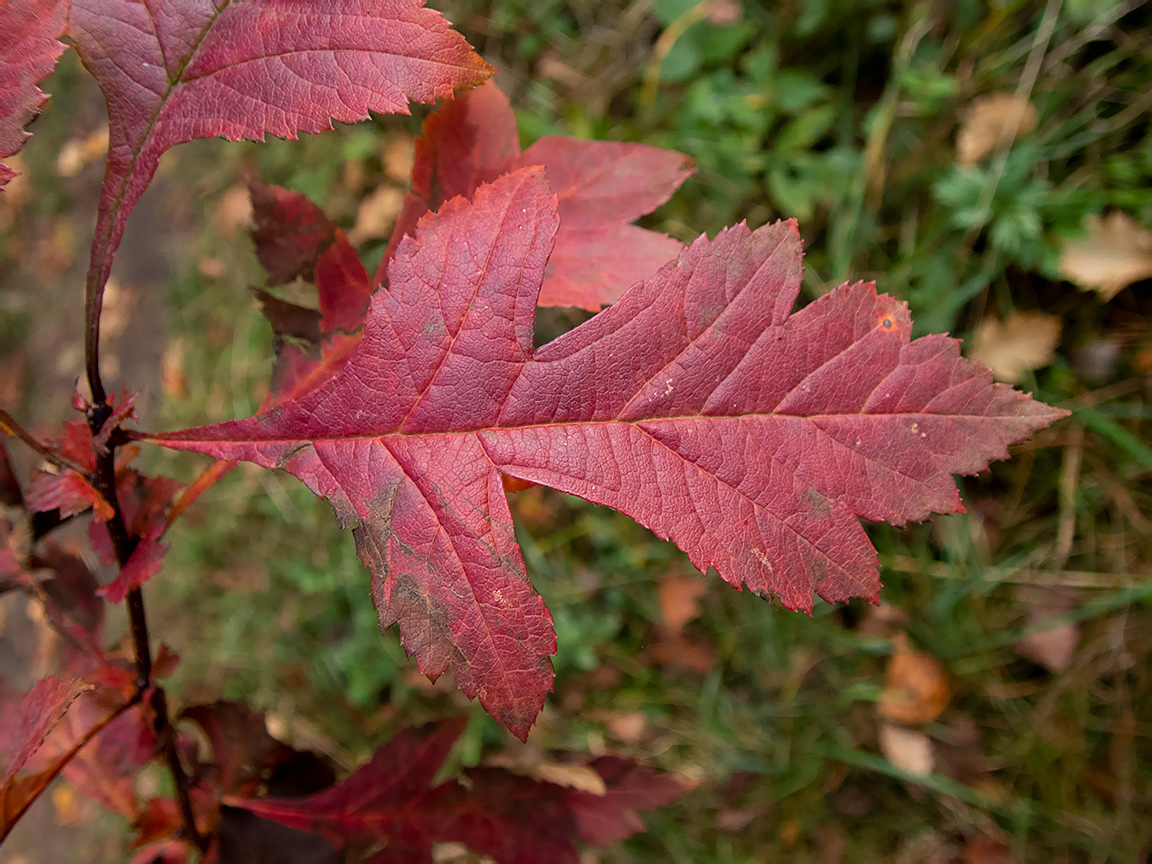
xmin=0 ymin=674 xmax=139 ymax=841
xmin=91 ymin=389 xmax=138 ymax=456
xmin=27 ymin=544 xmax=106 ymax=658
xmin=249 ymin=180 xmax=344 ymax=288
xmin=568 ymin=756 xmax=692 ymax=846
xmin=249 ymin=179 xmax=372 ymax=406
xmin=91 ymin=470 xmax=181 ymax=603
xmin=1 ymin=676 xmax=91 ymax=787
xmin=0 ymin=0 xmax=67 ymax=186
xmin=27 ymin=469 xmax=111 ymax=520
xmin=68 ymin=0 xmax=491 ymax=312
xmin=146 ymin=169 xmax=1069 ymax=737
xmin=24 ymin=390 xmax=138 ymax=519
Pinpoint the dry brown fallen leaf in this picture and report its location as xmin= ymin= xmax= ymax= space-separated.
xmin=1014 ymin=588 xmax=1080 ymax=674
xmin=603 ymin=710 xmax=648 ymax=745
xmin=968 ymin=311 xmax=1061 ymax=384
xmin=216 ymin=184 xmax=254 ymax=238
xmin=348 ymin=186 xmax=405 ymax=245
xmin=705 ymin=0 xmax=743 ymax=25
xmin=1060 ymin=211 xmax=1152 ymax=301
xmin=161 ymin=335 xmax=188 ymax=399
xmin=56 ymin=123 xmax=109 ymax=178
xmin=878 ymin=721 xmax=934 ymax=778
xmin=956 ymin=93 xmax=1037 ymax=166
xmin=648 ymin=569 xmax=715 ymax=674
xmin=856 ymin=602 xmax=910 ymax=640
xmin=649 ymin=636 xmax=716 ymax=675
xmin=485 ymin=744 xmax=608 ymax=796
xmin=657 ymin=570 xmax=708 ymax=637
xmin=0 ymin=153 xmax=30 ymax=229
xmin=963 ymin=834 xmax=1015 ymax=864
xmin=878 ymin=632 xmax=951 ymax=725
xmin=381 ymin=134 xmax=416 ymax=183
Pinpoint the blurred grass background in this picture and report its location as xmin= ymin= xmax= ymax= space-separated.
xmin=3 ymin=0 xmax=1152 ymax=861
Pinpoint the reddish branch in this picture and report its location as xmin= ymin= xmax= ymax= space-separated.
xmin=86 ymin=394 xmax=205 ymax=850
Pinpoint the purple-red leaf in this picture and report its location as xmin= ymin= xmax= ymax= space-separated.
xmin=0 ymin=673 xmax=136 ymax=841
xmin=90 ymin=469 xmax=181 ymax=603
xmin=145 ymin=168 xmax=1069 ymax=738
xmin=28 ymin=544 xmax=106 ymax=658
xmin=230 ymin=719 xmax=688 ymax=864
xmin=67 ymin=0 xmax=491 ymax=315
xmin=25 ymin=418 xmax=112 ymax=520
xmin=0 ymin=678 xmax=87 ymax=841
xmin=374 ymin=80 xmax=692 ymax=309
xmin=232 ymin=719 xmax=463 ymax=860
xmin=0 ymin=0 xmax=67 ymax=186
xmin=1 ymin=676 xmax=91 ymax=788
xmin=249 ymin=179 xmax=372 ymax=407
xmin=181 ymin=700 xmax=296 ymax=797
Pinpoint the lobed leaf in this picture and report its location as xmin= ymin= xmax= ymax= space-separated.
xmin=374 ymin=80 xmax=693 ymax=309
xmin=146 ymin=168 xmax=1069 ymax=738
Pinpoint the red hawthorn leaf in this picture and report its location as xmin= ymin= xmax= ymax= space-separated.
xmin=66 ymin=0 xmax=491 ymax=316
xmin=249 ymin=180 xmax=372 ymax=407
xmin=7 ymin=666 xmax=147 ymax=824
xmin=516 ymin=136 xmax=693 ymax=308
xmin=25 ymin=469 xmax=111 ymax=520
xmin=144 ymin=169 xmax=1069 ymax=738
xmin=1 ymin=676 xmax=92 ymax=787
xmin=95 ymin=534 xmax=165 ymax=603
xmin=26 ymin=543 xmax=106 ymax=658
xmin=153 ymin=643 xmax=180 ymax=678
xmin=230 ymin=718 xmax=687 ymax=864
xmin=57 ymin=691 xmax=152 ymax=821
xmin=25 ymin=390 xmax=139 ymax=520
xmin=0 ymin=674 xmax=114 ymax=841
xmin=374 ymin=80 xmax=692 ymax=309
xmin=90 ymin=469 xmax=181 ymax=603
xmin=410 ymin=77 xmax=520 ymax=201
xmin=174 ymin=178 xmax=376 ymax=513
xmin=25 ymin=417 xmax=110 ymax=519
xmin=0 ymin=0 xmax=68 ymax=187
xmin=250 ymin=180 xmax=341 ymax=287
